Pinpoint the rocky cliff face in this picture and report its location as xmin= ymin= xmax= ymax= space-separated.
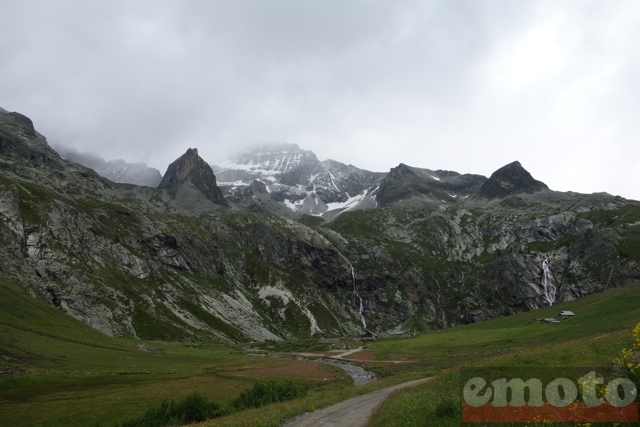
xmin=1 ymin=109 xmax=640 ymax=342
xmin=329 ymin=191 xmax=640 ymax=329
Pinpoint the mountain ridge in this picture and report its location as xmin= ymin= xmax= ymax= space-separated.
xmin=212 ymin=142 xmax=384 ymax=219
xmin=1 ymin=108 xmax=640 ymax=343
xmin=53 ymin=145 xmax=163 ymax=187
xmin=210 ymin=143 xmax=566 ymax=220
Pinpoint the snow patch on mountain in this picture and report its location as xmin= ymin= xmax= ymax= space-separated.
xmin=325 ymin=187 xmax=375 ymax=213
xmin=212 ymin=143 xmax=384 ymax=218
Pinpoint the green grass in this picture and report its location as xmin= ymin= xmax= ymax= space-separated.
xmin=362 ymin=283 xmax=640 ymax=379
xmin=578 ymin=204 xmax=640 ymax=227
xmin=527 ymin=235 xmax=574 ymax=252
xmin=370 ymin=330 xmax=634 ymax=427
xmin=329 ymin=208 xmax=386 ymax=238
xmin=194 ymin=283 xmax=640 ymax=427
xmin=0 ymin=277 xmax=349 ymax=427
xmin=195 ymin=370 xmax=432 ymax=427
xmin=620 ymin=224 xmax=640 ymax=260
xmin=367 ymin=283 xmax=640 ymax=426
xmin=2 ymin=273 xmax=639 ymax=427
xmin=113 ymin=380 xmax=304 ymax=427
xmin=297 ymin=214 xmax=325 ymax=227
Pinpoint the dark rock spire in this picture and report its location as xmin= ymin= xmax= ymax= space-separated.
xmin=476 ymin=161 xmax=548 ymax=198
xmin=158 ymin=148 xmax=228 ymax=206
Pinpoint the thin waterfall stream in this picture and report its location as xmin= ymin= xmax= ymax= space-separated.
xmin=335 ymin=250 xmax=368 ymax=331
xmin=541 ymin=258 xmax=556 ymax=306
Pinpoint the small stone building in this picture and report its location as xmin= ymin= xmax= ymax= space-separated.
xmin=361 ymin=331 xmax=378 ymax=341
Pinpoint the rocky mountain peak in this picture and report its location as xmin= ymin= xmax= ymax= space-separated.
xmin=0 ymin=109 xmax=37 ymax=139
xmin=476 ymin=160 xmax=548 ymax=199
xmin=158 ymin=148 xmax=228 ymax=206
xmin=377 ymin=163 xmax=486 ymax=206
xmin=0 ymin=109 xmax=61 ymax=167
xmin=213 ymin=143 xmax=383 ymax=217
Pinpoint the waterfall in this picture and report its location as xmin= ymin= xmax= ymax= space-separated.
xmin=336 ymin=250 xmax=367 ymax=331
xmin=541 ymin=258 xmax=556 ymax=306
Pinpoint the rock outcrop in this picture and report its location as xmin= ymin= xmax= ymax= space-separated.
xmin=476 ymin=161 xmax=548 ymax=199
xmin=376 ymin=163 xmax=486 ymax=206
xmin=159 ymin=148 xmax=228 ymax=206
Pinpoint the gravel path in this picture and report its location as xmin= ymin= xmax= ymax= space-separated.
xmin=282 ymin=377 xmax=431 ymax=427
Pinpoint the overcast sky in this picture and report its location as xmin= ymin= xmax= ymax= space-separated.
xmin=1 ymin=0 xmax=639 ymax=199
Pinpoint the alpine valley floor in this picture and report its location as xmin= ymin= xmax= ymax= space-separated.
xmin=1 ymin=275 xmax=638 ymax=426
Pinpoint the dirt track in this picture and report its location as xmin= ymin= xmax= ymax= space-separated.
xmin=282 ymin=377 xmax=431 ymax=427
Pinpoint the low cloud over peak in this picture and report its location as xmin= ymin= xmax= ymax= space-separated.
xmin=1 ymin=0 xmax=639 ymax=200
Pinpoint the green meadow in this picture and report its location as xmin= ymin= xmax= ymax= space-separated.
xmin=0 ymin=276 xmax=350 ymax=426
xmin=1 ymin=274 xmax=639 ymax=426
xmin=199 ymin=283 xmax=640 ymax=426
xmin=367 ymin=282 xmax=640 ymax=426
xmin=372 ymin=281 xmax=640 ymax=369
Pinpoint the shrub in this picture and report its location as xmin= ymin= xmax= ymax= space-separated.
xmin=115 ymin=380 xmax=304 ymax=427
xmin=613 ymin=322 xmax=640 ymax=385
xmin=116 ymin=393 xmax=226 ymax=427
xmin=231 ymin=379 xmax=304 ymax=410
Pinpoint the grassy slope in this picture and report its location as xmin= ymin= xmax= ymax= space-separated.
xmin=369 ymin=282 xmax=640 ymax=426
xmin=372 ymin=282 xmax=640 ymax=369
xmin=369 ymin=332 xmax=633 ymax=427
xmin=0 ymin=277 xmax=349 ymax=427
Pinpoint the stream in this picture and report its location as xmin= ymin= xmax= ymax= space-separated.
xmin=315 ymin=359 xmax=376 ymax=386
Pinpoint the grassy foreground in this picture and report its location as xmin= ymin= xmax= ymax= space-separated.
xmin=372 ymin=281 xmax=640 ymax=368
xmin=368 ymin=282 xmax=640 ymax=426
xmin=0 ymin=277 xmax=350 ymax=426
xmin=198 ymin=283 xmax=640 ymax=426
xmin=2 ymin=275 xmax=639 ymax=426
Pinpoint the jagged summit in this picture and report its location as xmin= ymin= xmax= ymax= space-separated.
xmin=213 ymin=143 xmax=383 ymax=217
xmin=159 ymin=148 xmax=228 ymax=206
xmin=476 ymin=161 xmax=548 ymax=199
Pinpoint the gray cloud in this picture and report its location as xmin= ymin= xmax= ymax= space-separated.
xmin=1 ymin=0 xmax=639 ymax=199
